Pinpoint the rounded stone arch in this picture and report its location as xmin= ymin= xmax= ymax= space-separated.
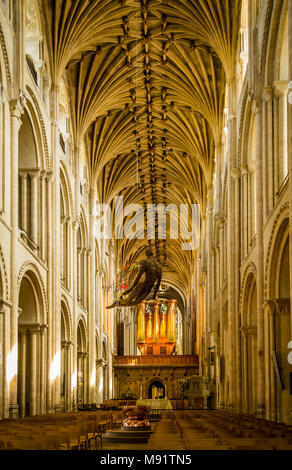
xmin=0 ymin=22 xmax=12 ymax=88
xmin=77 ymin=314 xmax=87 ymax=352
xmin=264 ymin=203 xmax=289 ymax=298
xmin=264 ymin=211 xmax=290 ymax=423
xmin=267 ymin=217 xmax=289 ymax=300
xmin=239 ymin=262 xmax=258 ymax=414
xmin=239 ymin=262 xmax=257 ymax=321
xmin=19 ymin=98 xmax=47 ymax=171
xmin=263 ymin=0 xmax=287 ymax=85
xmin=0 ymin=244 xmax=9 ymax=301
xmin=17 ymin=262 xmax=47 ymax=324
xmin=61 ymin=296 xmax=72 ymax=342
xmin=79 ymin=205 xmax=89 ymax=249
xmin=60 ymin=162 xmax=74 ymax=217
xmin=221 ymin=161 xmax=228 ymax=214
xmin=238 ymin=90 xmax=253 ymax=169
xmin=241 ymin=268 xmax=257 ymax=329
xmin=146 ymin=376 xmax=167 ymax=399
xmin=26 ymin=87 xmax=50 ymax=169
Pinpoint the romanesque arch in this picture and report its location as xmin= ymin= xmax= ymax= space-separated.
xmin=17 ymin=268 xmax=47 ymax=417
xmin=266 ymin=217 xmax=291 ymax=423
xmin=240 ymin=265 xmax=258 ymax=414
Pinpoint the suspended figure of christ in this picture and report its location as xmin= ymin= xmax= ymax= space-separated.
xmin=106 ymin=248 xmax=162 ymax=308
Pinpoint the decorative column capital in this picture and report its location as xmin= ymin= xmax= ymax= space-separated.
xmin=10 ymin=94 xmax=26 ymax=119
xmin=240 ymin=325 xmax=257 ymax=337
xmin=274 ymin=80 xmax=289 ymax=97
xmin=263 ymin=86 xmax=273 ymax=102
xmin=241 ymin=163 xmax=249 ymax=175
xmin=251 ymin=98 xmax=262 ymax=115
xmin=40 ymin=324 xmax=48 ymax=335
xmin=96 ymin=358 xmax=107 ymax=367
xmin=28 ymin=323 xmax=41 ymax=335
xmin=231 ymin=167 xmax=241 ymax=179
xmin=27 ymin=168 xmax=41 ymax=179
xmin=262 ymin=299 xmax=276 ymax=315
xmin=72 ymin=217 xmax=80 ymax=232
xmin=0 ymin=299 xmax=12 ymax=314
xmin=45 ymin=170 xmax=53 ymax=183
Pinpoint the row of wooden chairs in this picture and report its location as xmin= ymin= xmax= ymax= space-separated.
xmin=173 ymin=410 xmax=292 ymax=450
xmin=0 ymin=411 xmax=124 ymax=450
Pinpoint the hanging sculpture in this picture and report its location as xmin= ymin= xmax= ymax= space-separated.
xmin=106 ymin=247 xmax=162 ymax=308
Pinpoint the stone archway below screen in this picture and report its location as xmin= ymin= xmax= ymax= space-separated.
xmin=148 ymin=380 xmax=165 ymax=399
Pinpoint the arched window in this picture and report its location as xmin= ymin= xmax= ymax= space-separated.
xmin=77 ymin=212 xmax=88 ymax=310
xmin=273 ymin=11 xmax=289 ymax=193
xmin=18 ymin=110 xmax=40 ymax=252
xmin=237 ymin=0 xmax=248 ymax=94
xmin=24 ymin=0 xmax=43 ymax=87
xmin=60 ymin=176 xmax=71 ymax=290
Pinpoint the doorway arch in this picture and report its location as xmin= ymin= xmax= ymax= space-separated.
xmin=17 ymin=270 xmax=45 ymax=417
xmin=241 ymin=269 xmax=257 ymax=414
xmin=148 ymin=380 xmax=165 ymax=399
xmin=268 ymin=218 xmax=291 ymax=423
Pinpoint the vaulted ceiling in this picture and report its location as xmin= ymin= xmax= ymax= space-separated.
xmin=41 ymin=0 xmax=242 ymax=296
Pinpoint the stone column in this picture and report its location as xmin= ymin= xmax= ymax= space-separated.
xmin=50 ymin=84 xmax=62 ymax=414
xmin=45 ymin=171 xmax=53 ymax=413
xmin=206 ymin=185 xmax=213 ymax=346
xmin=19 ymin=172 xmax=28 ymax=232
xmin=226 ymin=93 xmax=237 ymax=411
xmin=253 ymin=98 xmax=266 ymax=417
xmin=18 ymin=328 xmax=27 ymax=417
xmin=72 ymin=218 xmax=79 ymax=411
xmin=88 ymin=189 xmax=96 ymax=403
xmin=274 ymin=81 xmax=289 ymax=185
xmin=265 ymin=87 xmax=274 ymax=213
xmin=241 ymin=328 xmax=248 ymax=413
xmin=40 ymin=171 xmax=47 ymax=261
xmin=231 ymin=167 xmax=242 ymax=412
xmin=29 ymin=325 xmax=40 ymax=416
xmin=9 ymin=97 xmax=25 ymax=418
xmin=263 ymin=87 xmax=273 ymax=219
xmin=263 ymin=301 xmax=276 ymax=420
xmin=1 ymin=301 xmax=11 ymax=418
xmin=40 ymin=325 xmax=47 ymax=414
xmin=29 ymin=169 xmax=40 ymax=244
